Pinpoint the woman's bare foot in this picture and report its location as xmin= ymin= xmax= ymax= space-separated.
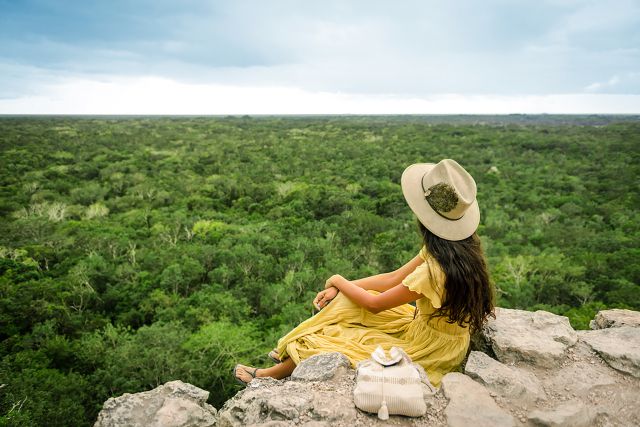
xmin=234 ymin=364 xmax=262 ymax=384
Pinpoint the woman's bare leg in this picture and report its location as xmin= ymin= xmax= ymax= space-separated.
xmin=258 ymin=357 xmax=296 ymax=379
xmin=235 ymin=357 xmax=296 ymax=382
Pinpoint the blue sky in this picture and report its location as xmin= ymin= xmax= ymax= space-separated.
xmin=1 ymin=0 xmax=639 ymax=113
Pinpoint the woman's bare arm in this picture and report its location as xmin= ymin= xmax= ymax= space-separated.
xmin=351 ymin=273 xmax=394 ymax=292
xmin=326 ymin=274 xmax=423 ymax=314
xmin=351 ymin=254 xmax=424 ymax=292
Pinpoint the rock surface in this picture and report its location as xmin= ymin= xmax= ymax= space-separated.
xmin=441 ymin=372 xmax=515 ymax=427
xmin=527 ymin=400 xmax=595 ymax=427
xmin=94 ymin=307 xmax=640 ymax=427
xmin=479 ymin=307 xmax=578 ymax=368
xmin=94 ymin=380 xmax=217 ymax=427
xmin=577 ymin=326 xmax=640 ymax=378
xmin=589 ymin=308 xmax=640 ymax=330
xmin=464 ymin=350 xmax=545 ymax=404
xmin=291 ymin=352 xmax=351 ymax=382
xmin=217 ymin=376 xmax=360 ymax=427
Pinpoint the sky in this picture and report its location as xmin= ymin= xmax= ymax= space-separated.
xmin=0 ymin=0 xmax=639 ymax=114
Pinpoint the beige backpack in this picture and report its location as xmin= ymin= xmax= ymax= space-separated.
xmin=353 ymin=346 xmax=436 ymax=420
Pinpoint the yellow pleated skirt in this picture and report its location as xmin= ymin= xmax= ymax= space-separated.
xmin=275 ymin=289 xmax=471 ymax=388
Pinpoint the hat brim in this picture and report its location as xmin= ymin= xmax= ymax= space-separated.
xmin=401 ymin=163 xmax=480 ymax=241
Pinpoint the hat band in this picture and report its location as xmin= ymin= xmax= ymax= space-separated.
xmin=420 ymin=178 xmax=464 ymax=221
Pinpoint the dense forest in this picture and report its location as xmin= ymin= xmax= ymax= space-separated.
xmin=1 ymin=116 xmax=638 ymax=426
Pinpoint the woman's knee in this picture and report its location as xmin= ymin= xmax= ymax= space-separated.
xmin=331 ymin=291 xmax=359 ymax=309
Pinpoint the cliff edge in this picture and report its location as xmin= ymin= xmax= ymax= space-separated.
xmin=94 ymin=308 xmax=640 ymax=427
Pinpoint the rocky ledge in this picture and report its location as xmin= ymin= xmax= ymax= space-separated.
xmin=95 ymin=308 xmax=640 ymax=427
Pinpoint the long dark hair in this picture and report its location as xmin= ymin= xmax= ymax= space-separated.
xmin=417 ymin=219 xmax=496 ymax=335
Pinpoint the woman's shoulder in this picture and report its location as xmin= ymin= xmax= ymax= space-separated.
xmin=419 ymin=245 xmax=445 ymax=278
xmin=403 ymin=248 xmax=445 ymax=308
xmin=419 ymin=245 xmax=428 ymax=261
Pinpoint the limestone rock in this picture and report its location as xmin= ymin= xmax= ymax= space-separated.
xmin=544 ymin=361 xmax=617 ymax=396
xmin=217 ymin=378 xmax=358 ymax=427
xmin=441 ymin=372 xmax=516 ymax=427
xmin=578 ymin=326 xmax=640 ymax=378
xmin=590 ymin=308 xmax=640 ymax=330
xmin=291 ymin=352 xmax=351 ymax=382
xmin=94 ymin=380 xmax=216 ymax=427
xmin=94 ymin=308 xmax=640 ymax=427
xmin=464 ymin=351 xmax=544 ymax=403
xmin=480 ymin=307 xmax=578 ymax=368
xmin=527 ymin=400 xmax=595 ymax=427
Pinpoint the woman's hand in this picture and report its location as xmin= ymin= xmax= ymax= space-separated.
xmin=324 ymin=274 xmax=344 ymax=289
xmin=313 ymin=287 xmax=339 ymax=310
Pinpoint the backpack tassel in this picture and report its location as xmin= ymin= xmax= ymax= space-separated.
xmin=378 ymin=400 xmax=389 ymax=420
xmin=378 ymin=367 xmax=389 ymax=420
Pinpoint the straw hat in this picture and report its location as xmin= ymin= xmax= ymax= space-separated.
xmin=401 ymin=159 xmax=480 ymax=241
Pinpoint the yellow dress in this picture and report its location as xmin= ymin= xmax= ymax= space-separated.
xmin=275 ymin=245 xmax=471 ymax=388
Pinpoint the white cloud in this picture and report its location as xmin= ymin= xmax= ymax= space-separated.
xmin=585 ymin=72 xmax=640 ymax=93
xmin=585 ymin=75 xmax=621 ymax=92
xmin=0 ymin=76 xmax=638 ymax=114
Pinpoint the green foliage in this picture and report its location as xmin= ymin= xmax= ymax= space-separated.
xmin=0 ymin=363 xmax=91 ymax=426
xmin=562 ymin=301 xmax=609 ymax=330
xmin=182 ymin=320 xmax=266 ymax=406
xmin=0 ymin=116 xmax=638 ymax=425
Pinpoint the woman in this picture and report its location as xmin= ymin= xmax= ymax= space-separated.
xmin=234 ymin=159 xmax=496 ymax=388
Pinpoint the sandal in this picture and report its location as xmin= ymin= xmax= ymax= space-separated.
xmin=268 ymin=349 xmax=281 ymax=364
xmin=233 ymin=364 xmax=259 ymax=386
